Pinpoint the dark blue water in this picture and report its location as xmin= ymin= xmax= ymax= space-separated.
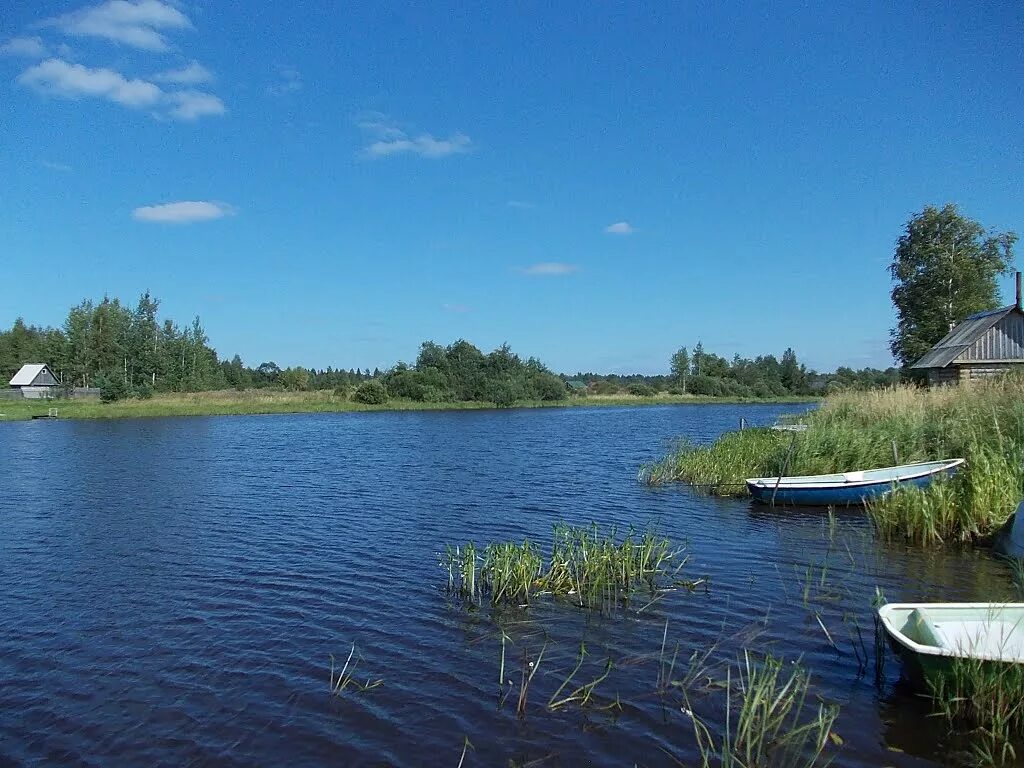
xmin=0 ymin=404 xmax=1016 ymax=767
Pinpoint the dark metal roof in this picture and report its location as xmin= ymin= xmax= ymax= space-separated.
xmin=911 ymin=305 xmax=1020 ymax=369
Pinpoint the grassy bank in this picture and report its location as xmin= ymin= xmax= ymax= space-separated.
xmin=644 ymin=377 xmax=1024 ymax=546
xmin=0 ymin=389 xmax=815 ymax=422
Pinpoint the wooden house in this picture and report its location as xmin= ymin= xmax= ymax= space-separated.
xmin=911 ymin=274 xmax=1024 ymax=386
xmin=9 ymin=363 xmax=60 ymax=398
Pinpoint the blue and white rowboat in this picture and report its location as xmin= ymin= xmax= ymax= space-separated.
xmin=746 ymin=458 xmax=965 ymax=506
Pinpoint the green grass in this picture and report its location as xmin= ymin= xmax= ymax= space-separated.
xmin=928 ymin=657 xmax=1024 ymax=766
xmin=442 ymin=523 xmax=688 ymax=611
xmin=644 ymin=376 xmax=1024 ymax=546
xmin=0 ymin=389 xmax=815 ymax=422
xmin=688 ymin=652 xmax=839 ymax=768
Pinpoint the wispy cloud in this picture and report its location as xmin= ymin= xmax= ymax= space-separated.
xmin=268 ymin=66 xmax=302 ymax=95
xmin=46 ymin=0 xmax=192 ymax=52
xmin=7 ymin=3 xmax=225 ymax=122
xmin=0 ymin=37 xmax=48 ymax=58
xmin=521 ymin=262 xmax=580 ymax=276
xmin=167 ymin=90 xmax=225 ymax=120
xmin=132 ymin=200 xmax=235 ymax=223
xmin=154 ymin=60 xmax=212 ymax=84
xmin=357 ymin=113 xmax=473 ymax=159
xmin=443 ymin=303 xmax=473 ymax=313
xmin=41 ymin=160 xmax=73 ymax=172
xmin=17 ymin=58 xmax=225 ymax=120
xmin=605 ymin=221 xmax=634 ymax=235
xmin=507 ymin=200 xmax=535 ymax=209
xmin=18 ymin=58 xmax=162 ymax=107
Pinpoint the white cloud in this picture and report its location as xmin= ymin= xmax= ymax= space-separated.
xmin=357 ymin=114 xmax=473 ymax=159
xmin=18 ymin=58 xmax=161 ymax=107
xmin=167 ymin=90 xmax=225 ymax=120
xmin=132 ymin=200 xmax=235 ymax=223
xmin=522 ymin=262 xmax=580 ymax=276
xmin=154 ymin=60 xmax=212 ymax=84
xmin=41 ymin=160 xmax=73 ymax=172
xmin=17 ymin=58 xmax=225 ymax=121
xmin=605 ymin=221 xmax=634 ymax=235
xmin=366 ymin=132 xmax=472 ymax=159
xmin=0 ymin=37 xmax=48 ymax=58
xmin=48 ymin=0 xmax=192 ymax=52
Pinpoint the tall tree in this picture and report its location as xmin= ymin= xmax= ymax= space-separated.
xmin=670 ymin=347 xmax=689 ymax=391
xmin=889 ymin=204 xmax=1016 ymax=367
xmin=780 ymin=348 xmax=806 ymax=393
xmin=691 ymin=342 xmax=705 ymax=377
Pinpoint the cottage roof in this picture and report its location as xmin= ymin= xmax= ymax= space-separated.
xmin=9 ymin=363 xmax=52 ymax=386
xmin=911 ymin=305 xmax=1020 ymax=369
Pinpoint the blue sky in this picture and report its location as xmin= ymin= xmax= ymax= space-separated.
xmin=1 ymin=1 xmax=1021 ymax=374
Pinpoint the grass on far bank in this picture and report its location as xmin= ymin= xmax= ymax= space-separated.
xmin=0 ymin=388 xmax=815 ymax=422
xmin=643 ymin=375 xmax=1024 ymax=546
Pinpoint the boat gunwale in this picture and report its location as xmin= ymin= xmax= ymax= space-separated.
xmin=745 ymin=458 xmax=965 ymax=490
xmin=878 ymin=602 xmax=1024 ymax=665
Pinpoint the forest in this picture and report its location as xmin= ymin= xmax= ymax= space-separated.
xmin=0 ymin=292 xmax=895 ymax=404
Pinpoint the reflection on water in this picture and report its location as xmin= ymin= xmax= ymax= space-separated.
xmin=0 ymin=403 xmax=1017 ymax=766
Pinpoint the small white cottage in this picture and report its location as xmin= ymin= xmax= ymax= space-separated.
xmin=9 ymin=364 xmax=60 ymax=399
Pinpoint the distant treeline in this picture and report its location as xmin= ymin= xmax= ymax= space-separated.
xmin=572 ymin=343 xmax=899 ymax=397
xmin=0 ymin=292 xmax=897 ymax=403
xmin=0 ymin=293 xmax=377 ymax=399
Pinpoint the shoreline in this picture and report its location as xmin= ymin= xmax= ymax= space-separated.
xmin=0 ymin=391 xmax=817 ymax=423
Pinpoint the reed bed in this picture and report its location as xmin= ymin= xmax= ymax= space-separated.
xmin=928 ymin=657 xmax=1024 ymax=766
xmin=643 ymin=376 xmax=1024 ymax=546
xmin=688 ymin=652 xmax=839 ymax=768
xmin=442 ymin=523 xmax=686 ymax=610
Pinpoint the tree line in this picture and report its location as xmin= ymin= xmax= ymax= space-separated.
xmin=0 ymin=293 xmax=382 ymax=400
xmin=573 ymin=344 xmax=898 ymax=399
xmin=19 ymin=224 xmax=1010 ymax=410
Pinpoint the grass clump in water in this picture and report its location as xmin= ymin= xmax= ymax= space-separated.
xmin=928 ymin=657 xmax=1024 ymax=766
xmin=442 ymin=523 xmax=687 ymax=610
xmin=645 ymin=376 xmax=1024 ymax=546
xmin=641 ymin=429 xmax=784 ymax=492
xmin=868 ymin=442 xmax=1024 ymax=546
xmin=688 ymin=652 xmax=839 ymax=768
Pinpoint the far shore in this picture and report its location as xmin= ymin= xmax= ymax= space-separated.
xmin=0 ymin=389 xmax=817 ymax=422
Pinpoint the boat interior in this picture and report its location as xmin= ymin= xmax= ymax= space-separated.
xmin=891 ymin=605 xmax=1024 ymax=662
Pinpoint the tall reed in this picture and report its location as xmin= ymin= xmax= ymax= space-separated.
xmin=443 ymin=523 xmax=686 ymax=610
xmin=929 ymin=656 xmax=1024 ymax=766
xmin=645 ymin=376 xmax=1024 ymax=546
xmin=690 ymin=652 xmax=838 ymax=768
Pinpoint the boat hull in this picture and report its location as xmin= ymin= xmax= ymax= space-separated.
xmin=746 ymin=460 xmax=962 ymax=506
xmin=878 ymin=602 xmax=1024 ymax=686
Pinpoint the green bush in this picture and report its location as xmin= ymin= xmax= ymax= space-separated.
xmin=487 ymin=381 xmax=519 ymax=408
xmin=97 ymin=375 xmax=128 ymax=403
xmin=627 ymin=382 xmax=655 ymax=397
xmin=530 ymin=372 xmax=569 ymax=401
xmin=353 ymin=380 xmax=388 ymax=405
xmin=132 ymin=383 xmax=153 ymax=400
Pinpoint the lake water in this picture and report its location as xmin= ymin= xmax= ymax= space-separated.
xmin=0 ymin=404 xmax=1017 ymax=767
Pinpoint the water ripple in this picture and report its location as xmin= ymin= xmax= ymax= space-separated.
xmin=0 ymin=404 xmax=1011 ymax=767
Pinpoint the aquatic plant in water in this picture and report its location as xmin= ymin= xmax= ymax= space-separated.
xmin=928 ymin=657 xmax=1024 ymax=766
xmin=329 ymin=643 xmax=383 ymax=695
xmin=688 ymin=652 xmax=839 ymax=768
xmin=644 ymin=376 xmax=1024 ymax=547
xmin=441 ymin=523 xmax=688 ymax=611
